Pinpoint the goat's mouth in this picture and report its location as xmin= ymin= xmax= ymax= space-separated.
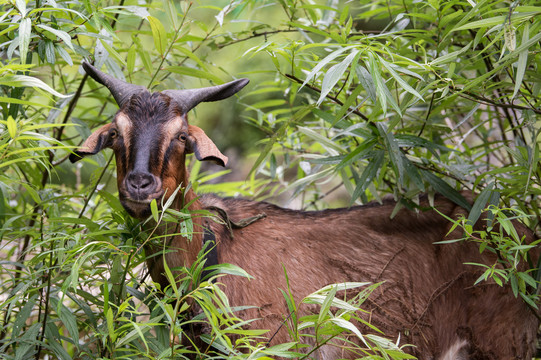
xmin=119 ymin=190 xmax=165 ymax=218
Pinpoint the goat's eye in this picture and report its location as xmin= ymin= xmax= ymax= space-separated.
xmin=179 ymin=133 xmax=187 ymax=142
xmin=110 ymin=129 xmax=119 ymax=139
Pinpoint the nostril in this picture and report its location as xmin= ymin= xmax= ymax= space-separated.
xmin=126 ymin=172 xmax=156 ymax=193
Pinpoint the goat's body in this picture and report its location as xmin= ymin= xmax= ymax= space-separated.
xmin=73 ymin=65 xmax=539 ymax=359
xmin=197 ymin=194 xmax=538 ymax=359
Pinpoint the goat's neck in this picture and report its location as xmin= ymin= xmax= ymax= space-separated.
xmin=145 ymin=170 xmax=205 ymax=287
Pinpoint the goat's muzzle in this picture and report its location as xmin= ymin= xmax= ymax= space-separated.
xmin=120 ymin=171 xmax=164 ymax=217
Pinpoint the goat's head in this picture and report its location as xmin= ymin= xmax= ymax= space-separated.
xmin=70 ymin=63 xmax=249 ymax=218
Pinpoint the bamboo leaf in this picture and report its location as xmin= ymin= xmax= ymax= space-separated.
xmin=150 ymin=199 xmax=159 ymax=222
xmin=317 ymin=49 xmax=359 ymax=105
xmin=430 ymin=41 xmax=472 ymax=66
xmin=421 ymin=170 xmax=471 ymax=210
xmin=37 ymin=24 xmax=74 ymax=51
xmin=317 ymin=285 xmax=337 ymax=324
xmin=297 ymin=126 xmax=343 ymax=154
xmin=7 ymin=116 xmax=17 ymax=138
xmin=299 ymin=46 xmax=355 ymax=90
xmin=18 ymin=17 xmax=31 ymax=64
xmin=167 ymin=66 xmax=223 ymax=83
xmin=513 ymin=23 xmax=529 ymax=99
xmin=148 ymin=16 xmax=168 ymax=56
xmin=453 ymin=12 xmax=540 ymax=31
xmin=377 ymin=122 xmax=404 ymax=184
xmin=330 ymin=317 xmax=369 ymax=347
xmin=204 ymin=263 xmax=254 ymax=279
xmin=127 ymin=46 xmax=136 ymax=74
xmin=467 ymin=182 xmax=494 ymax=226
xmin=50 ymin=297 xmax=79 ymax=347
xmin=351 ymin=150 xmax=384 ymax=202
xmin=0 ymin=75 xmax=70 ymax=98
xmin=380 ymin=57 xmax=423 ymax=101
xmin=355 ymin=65 xmax=377 ymax=102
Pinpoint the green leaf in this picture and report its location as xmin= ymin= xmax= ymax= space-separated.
xmin=148 ymin=16 xmax=168 ymax=56
xmin=366 ymin=53 xmax=401 ymax=115
xmin=430 ymin=41 xmax=472 ymax=66
xmin=317 ymin=49 xmax=359 ymax=105
xmin=351 ymin=150 xmax=384 ymax=202
xmin=421 ymin=170 xmax=471 ymax=211
xmin=330 ymin=317 xmax=368 ymax=346
xmin=18 ymin=17 xmax=31 ymax=64
xmin=56 ymin=45 xmax=73 ymax=66
xmin=162 ymin=255 xmax=179 ymax=295
xmin=297 ymin=126 xmax=343 ymax=154
xmin=513 ymin=23 xmax=529 ymax=99
xmin=98 ymin=40 xmax=126 ymax=66
xmin=50 ymin=297 xmax=79 ymax=347
xmin=299 ymin=45 xmax=355 ymax=90
xmin=0 ymin=75 xmax=70 ymax=98
xmin=13 ymin=294 xmax=38 ymax=338
xmin=204 ymin=263 xmax=254 ymax=279
xmin=355 ymin=65 xmax=377 ymax=102
xmin=377 ymin=122 xmax=404 ymax=184
xmin=7 ymin=116 xmax=17 ymax=138
xmin=167 ymin=66 xmax=223 ymax=83
xmin=164 ymin=0 xmax=180 ymax=29
xmin=467 ymin=182 xmax=494 ymax=226
xmin=106 ymin=307 xmax=116 ymax=342
xmin=126 ymin=46 xmax=136 ymax=74
xmin=37 ymin=24 xmax=74 ymax=51
xmin=453 ymin=12 xmax=540 ymax=31
xmin=380 ymin=58 xmax=423 ymax=101
xmin=150 ymin=199 xmax=159 ymax=222
xmin=0 ymin=186 xmax=4 ymax=225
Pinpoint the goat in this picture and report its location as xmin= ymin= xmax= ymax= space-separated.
xmin=70 ymin=62 xmax=539 ymax=359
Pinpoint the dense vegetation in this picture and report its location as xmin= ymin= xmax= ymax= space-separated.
xmin=0 ymin=0 xmax=540 ymax=358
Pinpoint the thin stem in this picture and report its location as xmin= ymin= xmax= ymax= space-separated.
xmin=285 ymin=73 xmax=369 ymax=121
xmin=35 ymin=213 xmax=53 ymax=360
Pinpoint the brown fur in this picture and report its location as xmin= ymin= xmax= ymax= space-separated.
xmin=73 ymin=88 xmax=540 ymax=359
xmin=198 ymin=195 xmax=538 ymax=359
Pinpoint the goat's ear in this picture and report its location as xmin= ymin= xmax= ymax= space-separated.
xmin=186 ymin=125 xmax=228 ymax=167
xmin=69 ymin=123 xmax=113 ymax=163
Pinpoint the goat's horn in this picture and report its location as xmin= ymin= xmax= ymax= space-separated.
xmin=82 ymin=62 xmax=146 ymax=108
xmin=162 ymin=78 xmax=249 ymax=114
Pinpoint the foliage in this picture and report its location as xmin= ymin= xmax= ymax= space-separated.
xmin=438 ymin=205 xmax=541 ymax=309
xmin=0 ymin=0 xmax=540 ymax=358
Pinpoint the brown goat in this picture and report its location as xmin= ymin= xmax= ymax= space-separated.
xmin=71 ymin=62 xmax=539 ymax=359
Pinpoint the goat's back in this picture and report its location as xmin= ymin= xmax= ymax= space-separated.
xmin=202 ymin=194 xmax=539 ymax=359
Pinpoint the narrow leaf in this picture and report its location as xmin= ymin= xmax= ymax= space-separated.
xmin=18 ymin=17 xmax=31 ymax=64
xmin=0 ymin=75 xmax=70 ymax=98
xmin=377 ymin=122 xmax=404 ymax=184
xmin=150 ymin=199 xmax=159 ymax=222
xmin=317 ymin=50 xmax=359 ymax=105
xmin=300 ymin=46 xmax=355 ymax=90
xmin=148 ymin=16 xmax=168 ymax=56
xmin=37 ymin=24 xmax=74 ymax=51
xmin=355 ymin=65 xmax=377 ymax=102
xmin=421 ymin=170 xmax=471 ymax=210
xmin=380 ymin=57 xmax=423 ymax=101
xmin=351 ymin=150 xmax=384 ymax=202
xmin=467 ymin=183 xmax=494 ymax=226
xmin=513 ymin=23 xmax=529 ymax=99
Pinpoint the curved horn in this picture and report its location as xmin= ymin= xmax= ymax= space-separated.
xmin=82 ymin=62 xmax=146 ymax=108
xmin=162 ymin=78 xmax=249 ymax=114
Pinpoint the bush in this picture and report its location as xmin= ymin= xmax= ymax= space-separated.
xmin=0 ymin=0 xmax=539 ymax=358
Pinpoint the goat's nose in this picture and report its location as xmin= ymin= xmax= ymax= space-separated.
xmin=125 ymin=172 xmax=157 ymax=197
